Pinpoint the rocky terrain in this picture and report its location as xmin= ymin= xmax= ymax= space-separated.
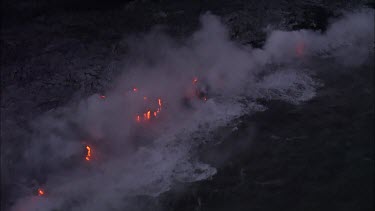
xmin=1 ymin=0 xmax=373 ymax=210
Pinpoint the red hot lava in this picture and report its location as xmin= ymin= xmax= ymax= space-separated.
xmin=38 ymin=188 xmax=45 ymax=196
xmin=136 ymin=98 xmax=163 ymax=123
xmin=85 ymin=146 xmax=91 ymax=161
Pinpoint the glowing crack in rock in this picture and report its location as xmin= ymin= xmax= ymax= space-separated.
xmin=38 ymin=188 xmax=45 ymax=196
xmin=85 ymin=146 xmax=91 ymax=161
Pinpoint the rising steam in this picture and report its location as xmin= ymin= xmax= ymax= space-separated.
xmin=10 ymin=9 xmax=374 ymax=211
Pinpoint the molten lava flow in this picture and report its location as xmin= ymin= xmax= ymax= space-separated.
xmin=38 ymin=188 xmax=44 ymax=196
xmin=135 ymin=98 xmax=164 ymax=123
xmin=158 ymin=98 xmax=162 ymax=110
xmin=147 ymin=110 xmax=151 ymax=120
xmin=85 ymin=146 xmax=91 ymax=161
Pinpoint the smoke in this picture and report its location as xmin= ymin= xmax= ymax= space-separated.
xmin=261 ymin=10 xmax=374 ymax=66
xmin=9 ymin=9 xmax=374 ymax=211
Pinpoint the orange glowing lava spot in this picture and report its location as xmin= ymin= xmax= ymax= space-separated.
xmin=85 ymin=146 xmax=91 ymax=161
xmin=136 ymin=98 xmax=164 ymax=123
xmin=158 ymin=98 xmax=162 ymax=109
xmin=143 ymin=96 xmax=147 ymax=100
xmin=38 ymin=188 xmax=44 ymax=196
xmin=147 ymin=110 xmax=151 ymax=120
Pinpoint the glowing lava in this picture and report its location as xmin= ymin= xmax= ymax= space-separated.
xmin=147 ymin=110 xmax=151 ymax=120
xmin=158 ymin=98 xmax=162 ymax=110
xmin=136 ymin=98 xmax=163 ymax=123
xmin=85 ymin=146 xmax=91 ymax=161
xmin=38 ymin=188 xmax=45 ymax=196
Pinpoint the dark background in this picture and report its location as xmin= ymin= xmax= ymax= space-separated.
xmin=1 ymin=0 xmax=374 ymax=210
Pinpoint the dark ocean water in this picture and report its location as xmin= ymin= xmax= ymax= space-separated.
xmin=159 ymin=63 xmax=374 ymax=211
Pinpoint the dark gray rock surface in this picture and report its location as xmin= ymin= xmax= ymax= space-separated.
xmin=1 ymin=0 xmax=373 ymax=210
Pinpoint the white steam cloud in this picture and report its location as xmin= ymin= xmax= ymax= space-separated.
xmin=10 ymin=9 xmax=374 ymax=211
